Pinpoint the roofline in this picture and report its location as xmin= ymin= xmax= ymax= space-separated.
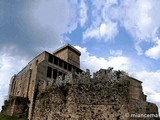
xmin=53 ymin=44 xmax=81 ymax=56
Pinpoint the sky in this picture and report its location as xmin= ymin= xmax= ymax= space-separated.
xmin=0 ymin=0 xmax=160 ymax=114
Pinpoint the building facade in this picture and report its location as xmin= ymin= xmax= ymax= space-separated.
xmin=3 ymin=44 xmax=82 ymax=119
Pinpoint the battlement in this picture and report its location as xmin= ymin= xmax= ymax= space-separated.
xmin=55 ymin=68 xmax=146 ymax=101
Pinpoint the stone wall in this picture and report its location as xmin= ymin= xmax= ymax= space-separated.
xmin=53 ymin=45 xmax=80 ymax=68
xmin=67 ymin=48 xmax=80 ymax=68
xmin=32 ymin=69 xmax=159 ymax=120
xmin=1 ymin=96 xmax=29 ymax=118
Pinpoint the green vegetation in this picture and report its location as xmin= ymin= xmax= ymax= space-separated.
xmin=0 ymin=113 xmax=28 ymax=120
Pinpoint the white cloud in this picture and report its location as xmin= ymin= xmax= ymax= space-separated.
xmin=122 ymin=0 xmax=153 ymax=40
xmin=79 ymin=0 xmax=88 ymax=27
xmin=135 ymin=70 xmax=160 ymax=103
xmin=135 ymin=42 xmax=143 ymax=55
xmin=134 ymin=70 xmax=160 ymax=114
xmin=75 ymin=46 xmax=131 ymax=73
xmin=119 ymin=0 xmax=160 ymax=55
xmin=107 ymin=0 xmax=118 ymax=5
xmin=145 ymin=39 xmax=160 ymax=59
xmin=110 ymin=50 xmax=123 ymax=56
xmin=83 ymin=21 xmax=118 ymax=41
xmin=29 ymin=0 xmax=79 ymax=43
xmin=81 ymin=0 xmax=160 ymax=56
xmin=0 ymin=53 xmax=28 ymax=110
xmin=82 ymin=0 xmax=119 ymax=42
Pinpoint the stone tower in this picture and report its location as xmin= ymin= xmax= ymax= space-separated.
xmin=53 ymin=44 xmax=81 ymax=68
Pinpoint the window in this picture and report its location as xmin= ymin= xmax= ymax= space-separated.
xmin=54 ymin=57 xmax=58 ymax=65
xmin=64 ymin=62 xmax=67 ymax=70
xmin=76 ymin=68 xmax=79 ymax=73
xmin=58 ymin=71 xmax=62 ymax=76
xmin=48 ymin=54 xmax=53 ymax=62
xmin=47 ymin=67 xmax=52 ymax=78
xmin=59 ymin=60 xmax=63 ymax=67
xmin=68 ymin=65 xmax=72 ymax=71
xmin=53 ymin=69 xmax=58 ymax=79
xmin=36 ymin=60 xmax=39 ymax=66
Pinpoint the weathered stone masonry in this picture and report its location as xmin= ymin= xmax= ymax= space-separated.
xmin=1 ymin=44 xmax=159 ymax=120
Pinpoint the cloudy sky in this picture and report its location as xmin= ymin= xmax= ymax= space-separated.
xmin=0 ymin=0 xmax=160 ymax=113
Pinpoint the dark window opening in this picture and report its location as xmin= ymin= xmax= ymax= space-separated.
xmin=78 ymin=69 xmax=82 ymax=74
xmin=68 ymin=65 xmax=72 ymax=71
xmin=76 ymin=69 xmax=79 ymax=73
xmin=47 ymin=67 xmax=52 ymax=78
xmin=54 ymin=57 xmax=58 ymax=65
xmin=59 ymin=60 xmax=63 ymax=67
xmin=64 ymin=62 xmax=67 ymax=69
xmin=58 ymin=71 xmax=62 ymax=76
xmin=48 ymin=54 xmax=53 ymax=62
xmin=53 ymin=69 xmax=58 ymax=79
xmin=36 ymin=60 xmax=39 ymax=66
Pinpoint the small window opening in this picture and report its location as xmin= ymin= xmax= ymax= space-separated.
xmin=59 ymin=60 xmax=63 ymax=67
xmin=76 ymin=69 xmax=79 ymax=74
xmin=54 ymin=57 xmax=58 ymax=65
xmin=47 ymin=67 xmax=52 ymax=78
xmin=68 ymin=65 xmax=72 ymax=71
xmin=48 ymin=54 xmax=53 ymax=62
xmin=58 ymin=71 xmax=62 ymax=76
xmin=64 ymin=62 xmax=67 ymax=69
xmin=36 ymin=60 xmax=39 ymax=66
xmin=53 ymin=69 xmax=58 ymax=79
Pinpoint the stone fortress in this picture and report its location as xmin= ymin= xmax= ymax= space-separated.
xmin=1 ymin=44 xmax=159 ymax=120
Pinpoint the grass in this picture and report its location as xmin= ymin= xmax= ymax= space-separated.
xmin=0 ymin=113 xmax=28 ymax=120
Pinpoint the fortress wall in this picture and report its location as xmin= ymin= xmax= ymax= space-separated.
xmin=32 ymin=80 xmax=130 ymax=120
xmin=31 ymin=69 xmax=159 ymax=120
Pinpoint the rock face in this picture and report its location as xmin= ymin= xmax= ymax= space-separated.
xmin=1 ymin=44 xmax=159 ymax=120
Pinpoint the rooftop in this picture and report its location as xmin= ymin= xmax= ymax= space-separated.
xmin=53 ymin=44 xmax=81 ymax=56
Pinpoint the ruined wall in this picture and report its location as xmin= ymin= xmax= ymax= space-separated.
xmin=2 ymin=68 xmax=159 ymax=120
xmin=32 ymin=69 xmax=159 ymax=120
xmin=32 ymin=79 xmax=130 ymax=120
xmin=1 ymin=96 xmax=29 ymax=118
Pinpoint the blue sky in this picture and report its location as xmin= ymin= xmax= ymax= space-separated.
xmin=0 ymin=0 xmax=160 ymax=113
